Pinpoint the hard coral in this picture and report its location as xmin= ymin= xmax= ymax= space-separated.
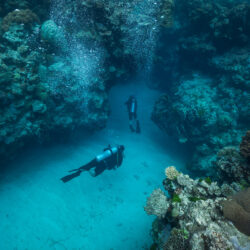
xmin=1 ymin=9 xmax=39 ymax=32
xmin=215 ymin=147 xmax=247 ymax=183
xmin=222 ymin=188 xmax=250 ymax=236
xmin=240 ymin=131 xmax=250 ymax=162
xmin=145 ymin=189 xmax=169 ymax=218
xmin=165 ymin=166 xmax=179 ymax=180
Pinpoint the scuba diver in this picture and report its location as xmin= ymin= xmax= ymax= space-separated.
xmin=61 ymin=145 xmax=125 ymax=183
xmin=125 ymin=95 xmax=141 ymax=133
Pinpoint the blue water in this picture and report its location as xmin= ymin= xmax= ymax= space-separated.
xmin=0 ymin=81 xmax=188 ymax=249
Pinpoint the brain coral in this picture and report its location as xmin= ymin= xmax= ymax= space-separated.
xmin=222 ymin=188 xmax=250 ymax=236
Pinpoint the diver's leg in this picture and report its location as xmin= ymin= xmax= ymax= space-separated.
xmin=79 ymin=159 xmax=97 ymax=171
xmin=61 ymin=159 xmax=97 ymax=183
xmin=129 ymin=113 xmax=135 ymax=132
xmin=129 ymin=122 xmax=135 ymax=132
xmin=61 ymin=170 xmax=82 ymax=183
xmin=136 ymin=120 xmax=141 ymax=133
xmin=93 ymin=164 xmax=106 ymax=177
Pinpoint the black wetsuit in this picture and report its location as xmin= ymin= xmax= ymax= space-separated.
xmin=125 ymin=96 xmax=137 ymax=120
xmin=125 ymin=96 xmax=140 ymax=133
xmin=61 ymin=145 xmax=125 ymax=183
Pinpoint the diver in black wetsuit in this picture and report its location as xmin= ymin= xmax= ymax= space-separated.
xmin=61 ymin=145 xmax=125 ymax=183
xmin=125 ymin=95 xmax=141 ymax=133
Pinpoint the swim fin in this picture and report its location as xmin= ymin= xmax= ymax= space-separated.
xmin=61 ymin=170 xmax=81 ymax=183
xmin=136 ymin=120 xmax=141 ymax=134
xmin=129 ymin=124 xmax=135 ymax=132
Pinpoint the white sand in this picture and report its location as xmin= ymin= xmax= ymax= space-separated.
xmin=0 ymin=81 xmax=188 ymax=250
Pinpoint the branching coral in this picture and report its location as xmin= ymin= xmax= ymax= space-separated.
xmin=1 ymin=9 xmax=40 ymax=32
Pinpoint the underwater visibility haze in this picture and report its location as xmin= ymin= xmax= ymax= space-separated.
xmin=0 ymin=0 xmax=250 ymax=249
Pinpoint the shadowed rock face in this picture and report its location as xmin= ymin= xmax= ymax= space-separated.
xmin=240 ymin=131 xmax=250 ymax=162
xmin=223 ymin=188 xmax=250 ymax=236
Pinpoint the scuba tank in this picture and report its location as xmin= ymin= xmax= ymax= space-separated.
xmin=96 ymin=146 xmax=118 ymax=162
xmin=130 ymin=99 xmax=136 ymax=113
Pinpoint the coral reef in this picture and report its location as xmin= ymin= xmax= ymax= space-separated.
xmin=1 ymin=9 xmax=40 ymax=32
xmin=151 ymin=0 xmax=250 ymax=174
xmin=0 ymin=0 xmax=176 ymax=161
xmin=0 ymin=0 xmax=248 ymax=180
xmin=146 ymin=138 xmax=250 ymax=249
xmin=0 ymin=18 xmax=109 ymax=162
xmin=152 ymin=74 xmax=245 ymax=173
xmin=146 ymin=171 xmax=250 ymax=249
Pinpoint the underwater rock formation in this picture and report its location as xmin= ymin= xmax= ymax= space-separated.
xmin=145 ymin=165 xmax=250 ymax=249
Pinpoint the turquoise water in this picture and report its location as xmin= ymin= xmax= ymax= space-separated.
xmin=0 ymin=82 xmax=188 ymax=249
xmin=1 ymin=0 xmax=249 ymax=248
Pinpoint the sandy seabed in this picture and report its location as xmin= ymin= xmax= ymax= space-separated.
xmin=0 ymin=81 xmax=188 ymax=250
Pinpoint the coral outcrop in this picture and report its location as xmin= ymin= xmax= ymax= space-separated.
xmin=1 ymin=9 xmax=39 ymax=32
xmin=152 ymin=74 xmax=244 ymax=173
xmin=146 ymin=138 xmax=250 ymax=249
xmin=146 ymin=171 xmax=250 ymax=249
